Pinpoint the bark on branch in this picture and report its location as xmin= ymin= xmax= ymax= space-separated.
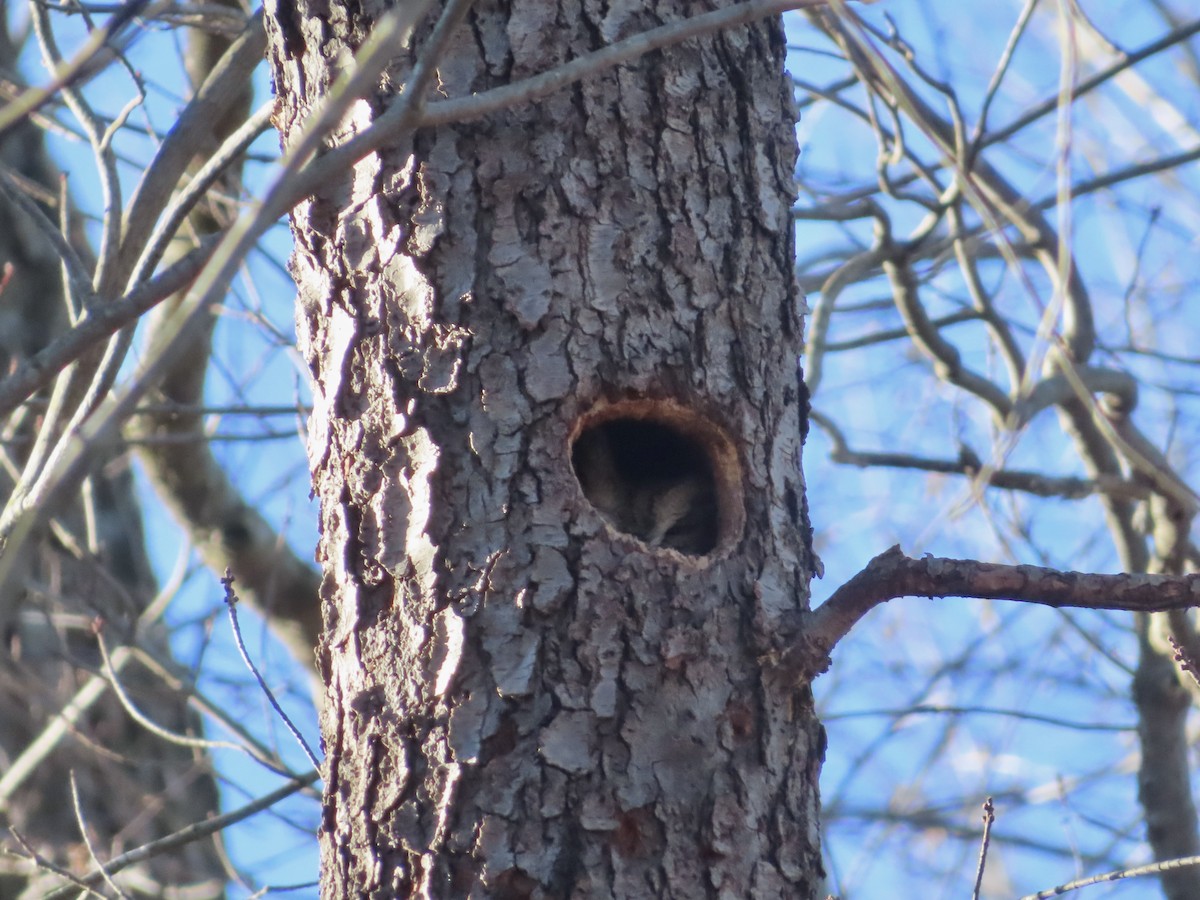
xmin=800 ymin=545 xmax=1200 ymax=675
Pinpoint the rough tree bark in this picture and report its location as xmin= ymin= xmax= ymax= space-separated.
xmin=266 ymin=1 xmax=823 ymax=895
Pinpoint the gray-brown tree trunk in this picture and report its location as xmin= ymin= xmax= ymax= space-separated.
xmin=266 ymin=1 xmax=824 ymax=896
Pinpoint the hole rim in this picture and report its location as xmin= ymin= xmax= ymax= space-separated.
xmin=568 ymin=398 xmax=744 ymax=559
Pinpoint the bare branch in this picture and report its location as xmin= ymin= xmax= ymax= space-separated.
xmin=0 ymin=235 xmax=218 ymax=425
xmin=971 ymin=797 xmax=995 ymax=900
xmin=1019 ymin=855 xmax=1200 ymax=900
xmin=810 ymin=410 xmax=1148 ymax=501
xmin=802 ymin=545 xmax=1200 ymax=669
xmin=40 ymin=771 xmax=320 ymax=899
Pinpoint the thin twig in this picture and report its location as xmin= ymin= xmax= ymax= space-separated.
xmin=42 ymin=770 xmax=320 ymax=899
xmin=1019 ymin=855 xmax=1200 ymax=899
xmin=419 ymin=0 xmax=830 ymax=130
xmin=94 ymin=620 xmax=298 ymax=773
xmin=6 ymin=827 xmax=92 ymax=891
xmin=0 ymin=235 xmax=220 ymax=425
xmin=130 ymin=100 xmax=275 ymax=287
xmin=70 ymin=770 xmax=131 ymax=899
xmin=0 ymin=547 xmax=188 ymax=807
xmin=222 ymin=571 xmax=321 ymax=769
xmin=971 ymin=797 xmax=995 ymax=900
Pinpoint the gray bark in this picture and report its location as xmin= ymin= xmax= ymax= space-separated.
xmin=266 ymin=0 xmax=824 ymax=896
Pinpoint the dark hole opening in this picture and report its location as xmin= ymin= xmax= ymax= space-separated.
xmin=572 ymin=418 xmax=718 ymax=555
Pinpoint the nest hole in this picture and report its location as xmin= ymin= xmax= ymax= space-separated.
xmin=570 ymin=404 xmax=741 ymax=556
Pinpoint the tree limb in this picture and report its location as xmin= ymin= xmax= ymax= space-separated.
xmin=800 ymin=545 xmax=1200 ymax=674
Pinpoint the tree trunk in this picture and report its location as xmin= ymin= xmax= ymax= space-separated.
xmin=266 ymin=1 xmax=823 ymax=895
